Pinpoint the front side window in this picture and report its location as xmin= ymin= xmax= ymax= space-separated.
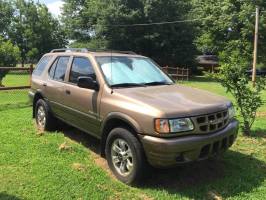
xmin=33 ymin=56 xmax=52 ymax=76
xmin=69 ymin=57 xmax=95 ymax=84
xmin=49 ymin=56 xmax=70 ymax=81
xmin=96 ymin=56 xmax=173 ymax=87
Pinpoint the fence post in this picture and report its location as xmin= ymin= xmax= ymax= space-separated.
xmin=182 ymin=67 xmax=185 ymax=81
xmin=187 ymin=68 xmax=189 ymax=81
xmin=176 ymin=67 xmax=179 ymax=81
xmin=165 ymin=65 xmax=168 ymax=74
xmin=29 ymin=64 xmax=33 ymax=86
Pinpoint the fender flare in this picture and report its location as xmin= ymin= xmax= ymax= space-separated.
xmin=100 ymin=112 xmax=143 ymax=135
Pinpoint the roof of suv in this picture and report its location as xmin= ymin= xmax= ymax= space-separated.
xmin=45 ymin=48 xmax=146 ymax=58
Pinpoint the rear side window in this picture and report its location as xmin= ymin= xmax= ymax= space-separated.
xmin=49 ymin=56 xmax=70 ymax=81
xmin=69 ymin=57 xmax=95 ymax=84
xmin=33 ymin=56 xmax=52 ymax=76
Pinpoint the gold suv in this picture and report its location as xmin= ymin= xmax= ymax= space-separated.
xmin=29 ymin=48 xmax=239 ymax=185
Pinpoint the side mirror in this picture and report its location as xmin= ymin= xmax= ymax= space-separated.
xmin=77 ymin=76 xmax=99 ymax=91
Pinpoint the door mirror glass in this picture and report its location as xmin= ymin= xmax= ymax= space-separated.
xmin=77 ymin=76 xmax=99 ymax=91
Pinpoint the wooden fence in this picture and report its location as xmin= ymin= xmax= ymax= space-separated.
xmin=0 ymin=65 xmax=34 ymax=91
xmin=162 ymin=66 xmax=189 ymax=81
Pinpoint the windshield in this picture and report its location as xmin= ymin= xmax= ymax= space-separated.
xmin=96 ymin=56 xmax=173 ymax=87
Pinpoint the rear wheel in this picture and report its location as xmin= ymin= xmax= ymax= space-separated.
xmin=105 ymin=127 xmax=147 ymax=185
xmin=35 ymin=99 xmax=57 ymax=131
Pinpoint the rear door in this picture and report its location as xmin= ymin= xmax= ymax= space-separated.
xmin=63 ymin=56 xmax=101 ymax=137
xmin=44 ymin=56 xmax=70 ymax=118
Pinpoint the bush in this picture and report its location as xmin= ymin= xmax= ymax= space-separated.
xmin=210 ymin=51 xmax=266 ymax=136
xmin=0 ymin=37 xmax=20 ymax=86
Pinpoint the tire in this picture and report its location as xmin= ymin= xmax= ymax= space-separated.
xmin=105 ymin=127 xmax=147 ymax=185
xmin=35 ymin=99 xmax=57 ymax=131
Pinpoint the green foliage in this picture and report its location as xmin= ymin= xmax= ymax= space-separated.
xmin=62 ymin=0 xmax=197 ymax=67
xmin=0 ymin=0 xmax=13 ymax=37
xmin=0 ymin=37 xmax=20 ymax=85
xmin=209 ymin=51 xmax=266 ymax=136
xmin=70 ymin=39 xmax=108 ymax=50
xmin=0 ymin=0 xmax=67 ymax=64
xmin=191 ymin=0 xmax=266 ymax=65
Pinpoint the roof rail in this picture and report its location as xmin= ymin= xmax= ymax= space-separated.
xmin=50 ymin=48 xmax=89 ymax=53
xmin=106 ymin=50 xmax=137 ymax=55
xmin=50 ymin=48 xmax=137 ymax=55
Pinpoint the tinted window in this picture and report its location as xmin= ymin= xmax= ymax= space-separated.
xmin=53 ymin=57 xmax=70 ymax=81
xmin=33 ymin=56 xmax=52 ymax=76
xmin=69 ymin=57 xmax=95 ymax=84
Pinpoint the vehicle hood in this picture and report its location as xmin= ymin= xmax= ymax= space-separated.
xmin=113 ymin=84 xmax=231 ymax=118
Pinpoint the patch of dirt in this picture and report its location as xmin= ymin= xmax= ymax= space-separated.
xmin=137 ymin=194 xmax=154 ymax=200
xmin=90 ymin=151 xmax=115 ymax=178
xmin=257 ymin=112 xmax=266 ymax=117
xmin=33 ymin=123 xmax=45 ymax=136
xmin=36 ymin=130 xmax=44 ymax=136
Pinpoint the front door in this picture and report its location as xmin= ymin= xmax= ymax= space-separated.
xmin=63 ymin=56 xmax=101 ymax=137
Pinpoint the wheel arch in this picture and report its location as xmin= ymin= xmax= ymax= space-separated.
xmin=100 ymin=112 xmax=143 ymax=157
xmin=32 ymin=92 xmax=44 ymax=118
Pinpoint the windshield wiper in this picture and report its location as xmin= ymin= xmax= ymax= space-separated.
xmin=110 ymin=83 xmax=146 ymax=88
xmin=144 ymin=81 xmax=173 ymax=86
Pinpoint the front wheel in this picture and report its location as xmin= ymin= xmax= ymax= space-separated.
xmin=105 ymin=127 xmax=147 ymax=185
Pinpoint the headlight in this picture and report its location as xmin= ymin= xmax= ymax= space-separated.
xmin=228 ymin=106 xmax=235 ymax=119
xmin=155 ymin=118 xmax=194 ymax=134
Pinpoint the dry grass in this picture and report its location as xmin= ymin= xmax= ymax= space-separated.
xmin=206 ymin=191 xmax=223 ymax=200
xmin=58 ymin=141 xmax=72 ymax=151
xmin=72 ymin=163 xmax=86 ymax=171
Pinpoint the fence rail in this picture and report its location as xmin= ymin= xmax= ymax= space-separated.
xmin=0 ymin=86 xmax=31 ymax=90
xmin=162 ymin=66 xmax=190 ymax=81
xmin=0 ymin=67 xmax=33 ymax=71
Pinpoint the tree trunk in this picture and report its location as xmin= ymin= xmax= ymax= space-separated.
xmin=22 ymin=60 xmax=24 ymax=68
xmin=242 ymin=121 xmax=251 ymax=136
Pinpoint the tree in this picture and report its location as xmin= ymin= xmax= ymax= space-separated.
xmin=192 ymin=0 xmax=266 ymax=135
xmin=210 ymin=51 xmax=266 ymax=136
xmin=62 ymin=0 xmax=197 ymax=67
xmin=191 ymin=0 xmax=266 ymax=65
xmin=0 ymin=37 xmax=20 ymax=86
xmin=8 ymin=0 xmax=67 ymax=65
xmin=0 ymin=0 xmax=14 ymax=38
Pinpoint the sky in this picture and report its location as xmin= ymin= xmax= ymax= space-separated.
xmin=36 ymin=0 xmax=64 ymax=17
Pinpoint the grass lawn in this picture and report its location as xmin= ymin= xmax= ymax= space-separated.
xmin=0 ymin=90 xmax=30 ymax=110
xmin=2 ymin=73 xmax=30 ymax=87
xmin=0 ymin=74 xmax=30 ymax=109
xmin=0 ymin=77 xmax=265 ymax=200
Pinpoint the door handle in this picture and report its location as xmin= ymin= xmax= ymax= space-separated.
xmin=65 ymin=90 xmax=71 ymax=95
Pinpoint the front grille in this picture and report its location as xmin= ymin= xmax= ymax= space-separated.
xmin=191 ymin=110 xmax=229 ymax=134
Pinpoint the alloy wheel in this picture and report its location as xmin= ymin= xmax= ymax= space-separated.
xmin=111 ymin=138 xmax=134 ymax=176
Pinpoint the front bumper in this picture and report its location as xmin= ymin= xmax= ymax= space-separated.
xmin=139 ymin=119 xmax=239 ymax=168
